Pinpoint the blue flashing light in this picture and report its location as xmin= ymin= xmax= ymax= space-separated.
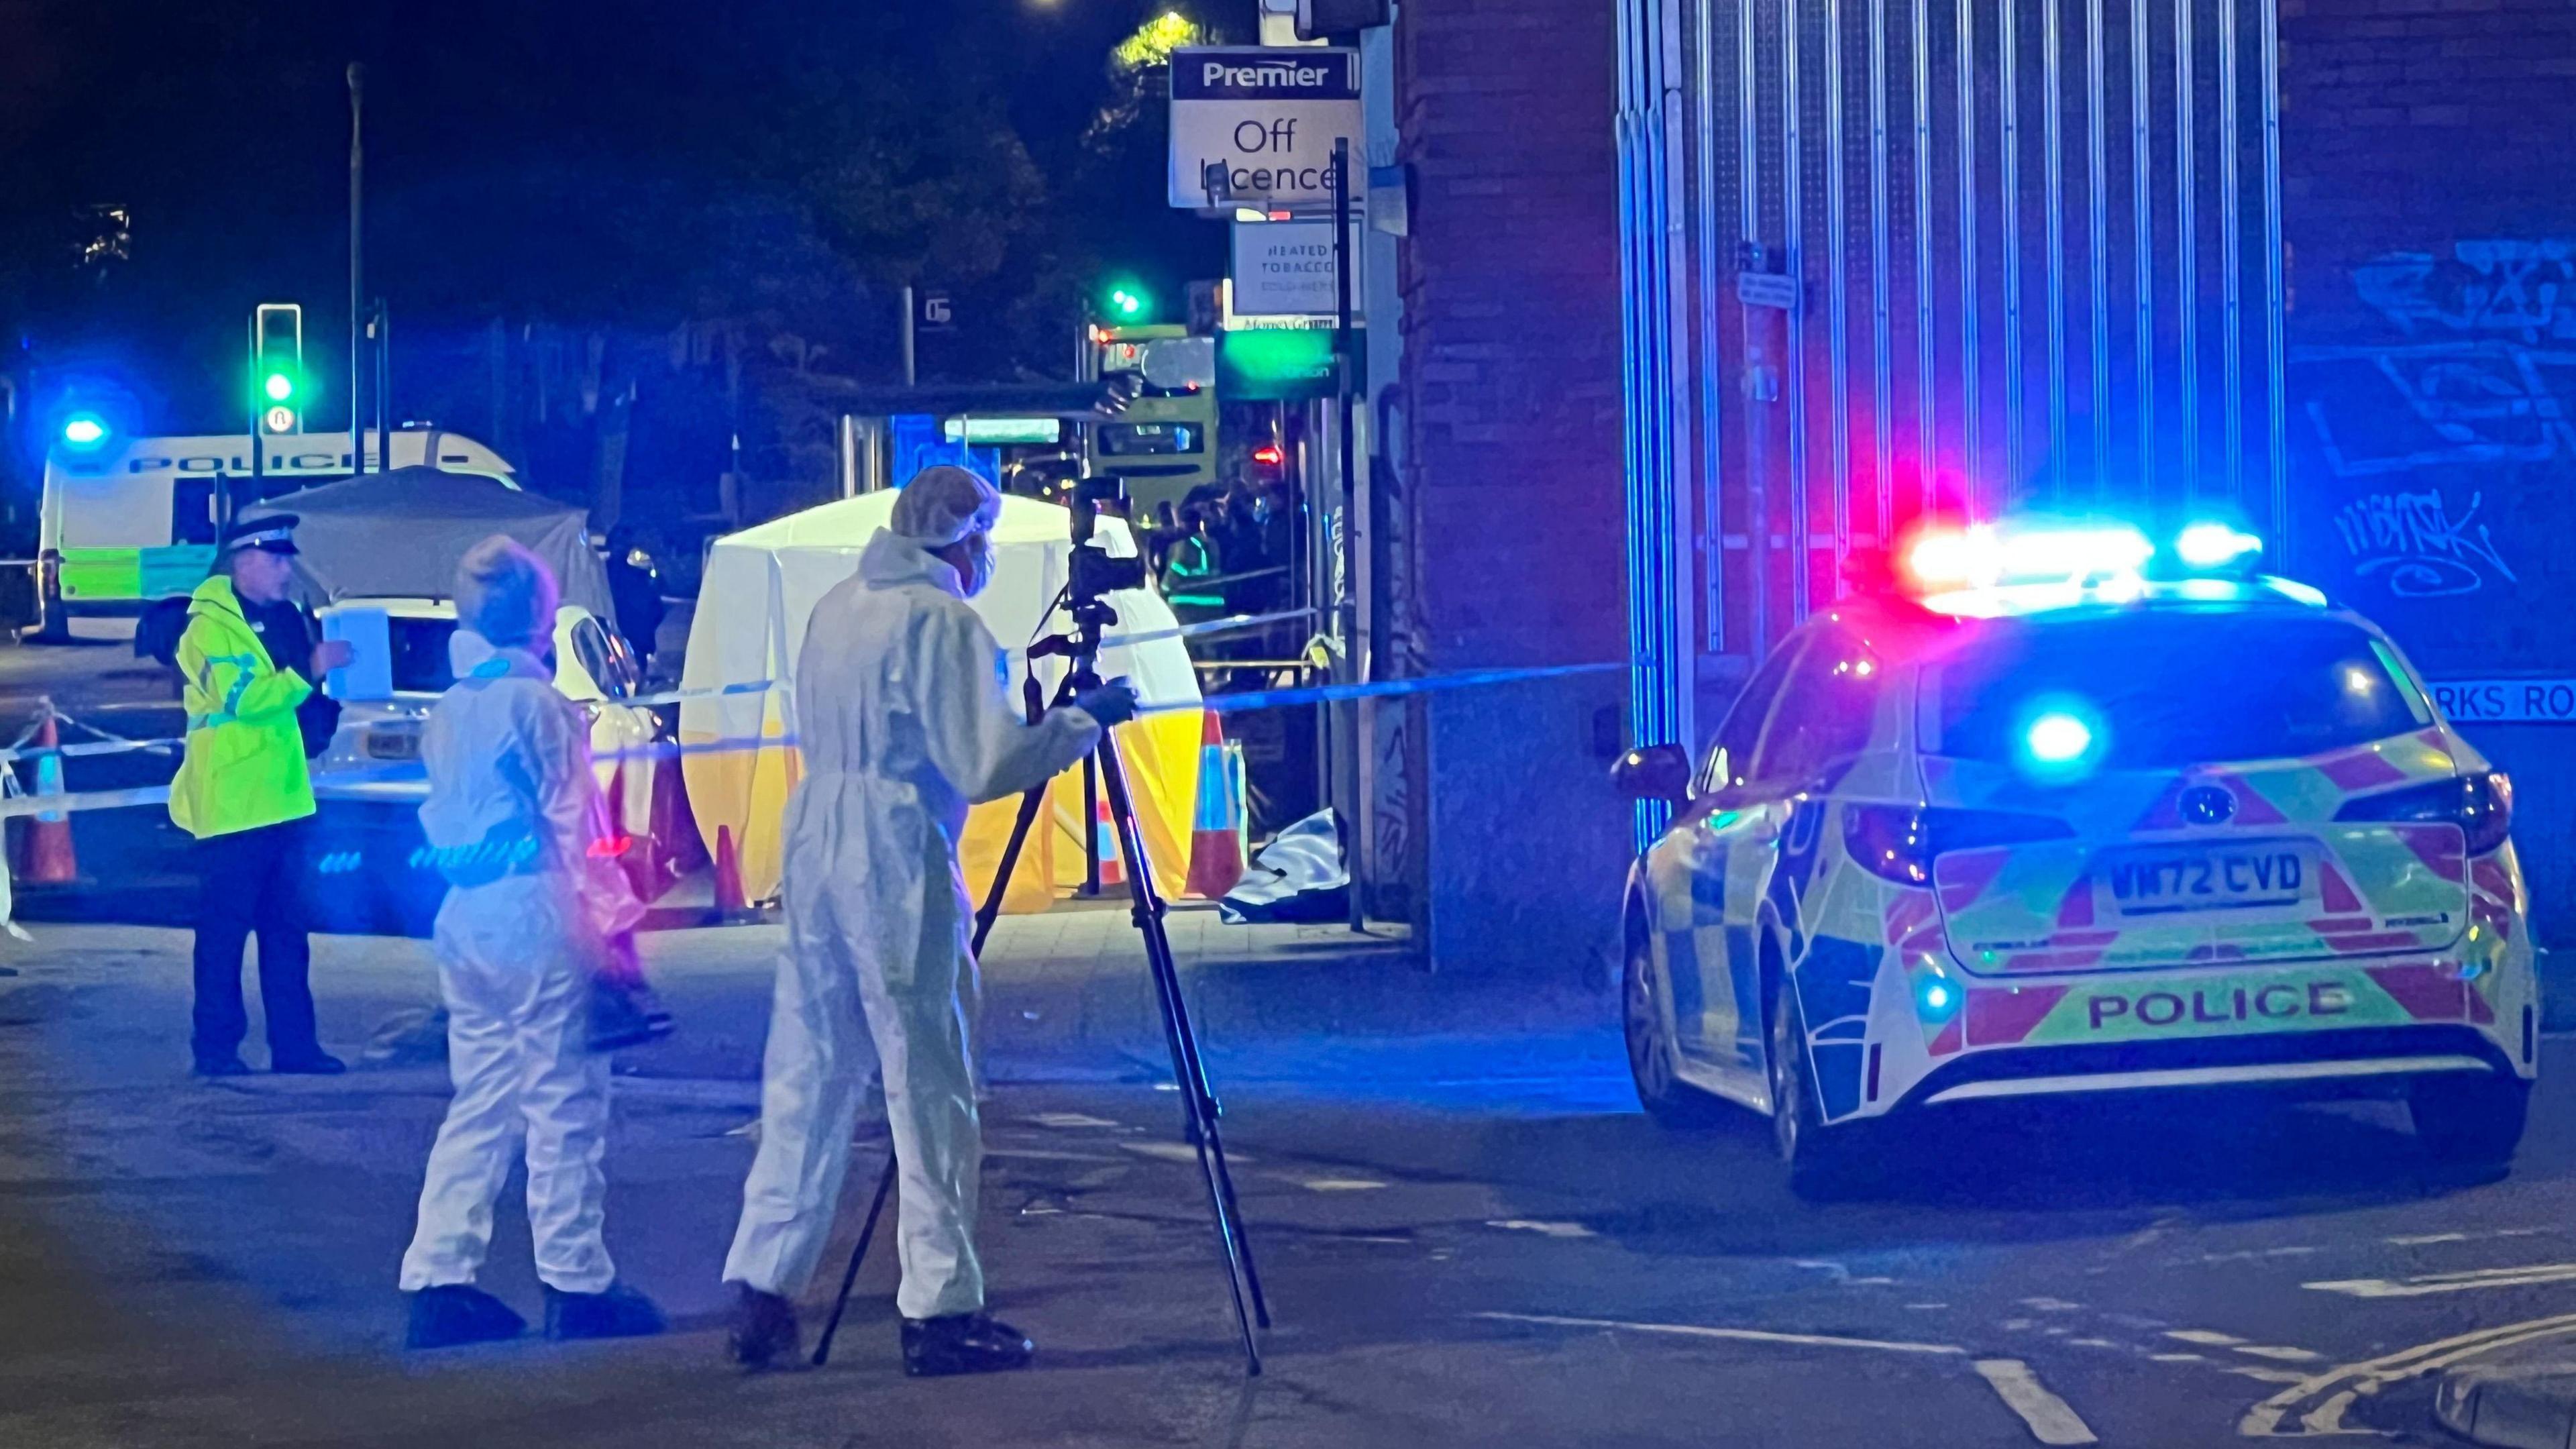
xmin=1913 ymin=967 xmax=1963 ymax=1025
xmin=60 ymin=413 xmax=109 ymax=451
xmin=2025 ymin=711 xmax=2095 ymax=765
xmin=2177 ymin=521 xmax=2263 ymax=570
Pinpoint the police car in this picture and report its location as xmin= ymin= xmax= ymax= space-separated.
xmin=1613 ymin=519 xmax=2535 ymax=1195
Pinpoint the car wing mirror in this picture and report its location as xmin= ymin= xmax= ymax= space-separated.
xmin=1611 ymin=743 xmax=1694 ymax=805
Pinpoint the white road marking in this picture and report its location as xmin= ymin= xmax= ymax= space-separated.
xmin=2385 ymin=1227 xmax=2549 ymax=1247
xmin=1907 ymin=1302 xmax=1951 ymax=1311
xmin=2226 ymin=1366 xmax=2314 ymax=1386
xmin=2166 ymin=1329 xmax=2246 ymax=1346
xmin=1487 ymin=1220 xmax=1597 ymax=1239
xmin=2233 ymin=1345 xmax=2326 ymax=1364
xmin=2238 ymin=1310 xmax=2576 ymax=1436
xmin=1973 ymin=1359 xmax=2100 ymax=1446
xmin=2021 ymin=1297 xmax=2085 ymax=1312
xmin=2304 ymin=1261 xmax=2576 ymax=1298
xmin=1299 ymin=1177 xmax=1388 ymax=1191
xmin=2151 ymin=1352 xmax=2208 ymax=1363
xmin=2068 ymin=1338 xmax=2120 ymax=1349
xmin=1475 ymin=1311 xmax=1964 ymax=1356
xmin=1118 ymin=1140 xmax=1254 ymax=1165
xmin=1028 ymin=1112 xmax=1125 ymax=1130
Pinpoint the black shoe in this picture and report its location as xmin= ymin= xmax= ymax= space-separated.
xmin=902 ymin=1313 xmax=1035 ymax=1378
xmin=725 ymin=1283 xmax=802 ymax=1371
xmin=405 ymin=1284 xmax=527 ymax=1350
xmin=545 ymin=1282 xmax=666 ymax=1341
xmin=271 ymin=1051 xmax=346 ymax=1075
xmin=193 ymin=1055 xmax=252 ymax=1078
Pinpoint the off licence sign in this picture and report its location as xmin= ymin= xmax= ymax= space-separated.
xmin=1169 ymin=48 xmax=1363 ymax=210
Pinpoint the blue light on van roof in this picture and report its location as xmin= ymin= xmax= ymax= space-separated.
xmin=60 ymin=414 xmax=108 ymax=450
xmin=2025 ymin=711 xmax=2095 ymax=764
xmin=2176 ymin=521 xmax=2263 ymax=570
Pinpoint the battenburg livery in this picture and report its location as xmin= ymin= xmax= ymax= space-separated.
xmin=1613 ymin=519 xmax=2534 ymax=1195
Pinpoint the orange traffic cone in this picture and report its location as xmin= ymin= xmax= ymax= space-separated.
xmin=711 ymin=822 xmax=749 ymax=919
xmin=1093 ymin=796 xmax=1126 ymax=888
xmin=1185 ymin=713 xmax=1246 ymax=900
xmin=18 ymin=709 xmax=76 ymax=885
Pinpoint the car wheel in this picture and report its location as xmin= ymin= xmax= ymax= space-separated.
xmin=1623 ymin=914 xmax=1727 ymax=1128
xmin=1766 ymin=967 xmax=1874 ymax=1200
xmin=2410 ymin=1073 xmax=2529 ymax=1169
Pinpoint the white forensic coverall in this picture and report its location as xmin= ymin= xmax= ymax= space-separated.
xmin=724 ymin=527 xmax=1099 ymax=1320
xmin=400 ymin=633 xmax=644 ymax=1296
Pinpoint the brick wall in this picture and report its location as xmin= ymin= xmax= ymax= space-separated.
xmin=2279 ymin=0 xmax=2576 ymax=934
xmin=1394 ymin=0 xmax=1631 ymax=975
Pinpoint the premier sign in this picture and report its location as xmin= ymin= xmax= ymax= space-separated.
xmin=1169 ymin=47 xmax=1364 ymax=211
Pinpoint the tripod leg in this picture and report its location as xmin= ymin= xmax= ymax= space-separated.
xmin=810 ymin=1154 xmax=898 ymax=1367
xmin=1093 ymin=735 xmax=1269 ymax=1373
xmin=971 ymin=780 xmax=1050 ymax=955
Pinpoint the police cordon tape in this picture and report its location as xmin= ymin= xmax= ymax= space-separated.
xmin=0 ymin=655 xmax=1642 ymax=822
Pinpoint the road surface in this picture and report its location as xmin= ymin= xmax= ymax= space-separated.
xmin=1 ymin=910 xmax=2571 ymax=1446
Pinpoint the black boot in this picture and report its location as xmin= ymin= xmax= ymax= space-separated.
xmin=405 ymin=1284 xmax=527 ymax=1350
xmin=545 ymin=1282 xmax=667 ymax=1341
xmin=726 ymin=1283 xmax=802 ymax=1371
xmin=902 ymin=1313 xmax=1035 ymax=1378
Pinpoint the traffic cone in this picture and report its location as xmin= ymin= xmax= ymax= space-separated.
xmin=17 ymin=709 xmax=76 ymax=886
xmin=1185 ymin=713 xmax=1246 ymax=900
xmin=711 ymin=823 xmax=749 ymax=919
xmin=1093 ymin=796 xmax=1125 ymax=889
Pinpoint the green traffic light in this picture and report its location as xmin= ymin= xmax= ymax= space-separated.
xmin=264 ymin=372 xmax=295 ymax=402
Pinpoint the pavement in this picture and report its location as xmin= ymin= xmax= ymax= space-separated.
xmin=13 ymin=903 xmax=2576 ymax=1447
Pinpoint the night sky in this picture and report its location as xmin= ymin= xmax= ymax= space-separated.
xmin=1 ymin=0 xmax=1234 ymax=425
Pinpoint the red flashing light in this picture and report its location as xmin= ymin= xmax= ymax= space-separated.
xmin=1251 ymin=443 xmax=1285 ymax=468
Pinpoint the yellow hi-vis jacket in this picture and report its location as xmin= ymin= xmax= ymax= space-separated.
xmin=169 ymin=576 xmax=317 ymax=839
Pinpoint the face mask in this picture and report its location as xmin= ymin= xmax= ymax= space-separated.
xmin=957 ymin=533 xmax=997 ymax=597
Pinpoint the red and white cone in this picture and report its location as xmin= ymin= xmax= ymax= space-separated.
xmin=18 ymin=710 xmax=76 ymax=885
xmin=1185 ymin=712 xmax=1245 ymax=900
xmin=1093 ymin=796 xmax=1126 ymax=889
xmin=711 ymin=823 xmax=750 ymax=919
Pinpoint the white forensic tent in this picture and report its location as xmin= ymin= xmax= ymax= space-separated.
xmin=677 ymin=491 xmax=1208 ymax=909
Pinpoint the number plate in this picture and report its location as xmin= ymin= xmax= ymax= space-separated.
xmin=2104 ymin=845 xmax=2309 ymax=915
xmin=364 ymin=731 xmax=419 ymax=761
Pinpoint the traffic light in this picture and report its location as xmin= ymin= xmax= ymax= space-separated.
xmin=251 ymin=303 xmax=304 ymax=436
xmin=1099 ymin=276 xmax=1154 ymax=323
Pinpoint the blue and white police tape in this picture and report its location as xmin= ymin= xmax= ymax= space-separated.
xmin=0 ymin=656 xmax=1643 ymax=821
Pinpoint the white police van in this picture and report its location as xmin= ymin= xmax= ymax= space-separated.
xmin=37 ymin=427 xmax=515 ymax=638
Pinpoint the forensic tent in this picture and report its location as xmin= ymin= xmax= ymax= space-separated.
xmin=265 ymin=466 xmax=614 ymax=619
xmin=677 ymin=491 xmax=1208 ymax=910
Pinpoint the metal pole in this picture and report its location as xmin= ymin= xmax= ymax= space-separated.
xmin=1742 ymin=0 xmax=1772 ymax=651
xmin=1869 ymin=0 xmax=1895 ymax=543
xmin=374 ymin=299 xmax=390 ymax=455
xmin=1783 ymin=0 xmax=1809 ymax=620
xmin=2088 ymin=0 xmax=2112 ymax=496
xmin=2221 ymin=0 xmax=2244 ymax=504
xmin=1332 ymin=138 xmax=1362 ymax=932
xmin=347 ymin=63 xmax=366 ymax=470
xmin=1695 ymin=0 xmax=1729 ymax=652
xmin=2177 ymin=0 xmax=2200 ymax=500
xmin=2002 ymin=0 xmax=2027 ymax=503
xmin=2259 ymin=0 xmax=2289 ymax=548
xmin=1912 ymin=0 xmax=1937 ymax=522
xmin=2133 ymin=0 xmax=2156 ymax=498
xmin=1825 ymin=0 xmax=1854 ymax=568
xmin=2046 ymin=0 xmax=2070 ymax=501
xmin=900 ymin=285 xmax=918 ymax=388
xmin=1958 ymin=0 xmax=1982 ymax=518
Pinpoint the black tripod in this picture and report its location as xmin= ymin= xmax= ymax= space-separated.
xmin=811 ymin=590 xmax=1271 ymax=1376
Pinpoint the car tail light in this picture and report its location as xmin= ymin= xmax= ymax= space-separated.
xmin=2335 ymin=771 xmax=2513 ymax=856
xmin=1843 ymin=805 xmax=2076 ymax=885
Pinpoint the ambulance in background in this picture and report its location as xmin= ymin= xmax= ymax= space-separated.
xmin=36 ymin=427 xmax=515 ymax=640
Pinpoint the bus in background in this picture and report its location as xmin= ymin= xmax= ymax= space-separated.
xmin=1086 ymin=323 xmax=1218 ymax=515
xmin=37 ymin=426 xmax=514 ymax=639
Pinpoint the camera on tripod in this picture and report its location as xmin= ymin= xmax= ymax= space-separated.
xmin=1067 ymin=476 xmax=1148 ymax=606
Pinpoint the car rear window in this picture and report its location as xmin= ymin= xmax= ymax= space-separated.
xmin=1921 ymin=611 xmax=2434 ymax=768
xmin=386 ymin=618 xmax=460 ymax=694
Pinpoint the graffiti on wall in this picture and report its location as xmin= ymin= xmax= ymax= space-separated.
xmin=2295 ymin=241 xmax=2576 ymax=604
xmin=2304 ymin=241 xmax=2576 ymax=480
xmin=2331 ymin=489 xmax=2519 ymax=597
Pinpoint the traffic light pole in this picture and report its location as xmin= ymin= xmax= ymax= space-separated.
xmin=349 ymin=62 xmax=366 ymax=472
